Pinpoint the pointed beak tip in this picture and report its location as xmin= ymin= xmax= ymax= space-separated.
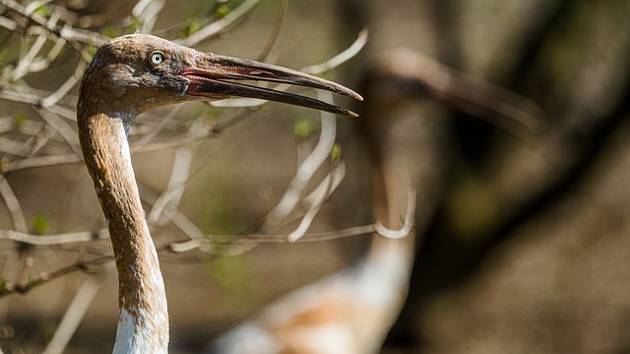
xmin=341 ymin=88 xmax=363 ymax=102
xmin=348 ymin=111 xmax=360 ymax=118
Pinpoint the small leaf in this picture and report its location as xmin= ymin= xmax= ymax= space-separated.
xmin=31 ymin=214 xmax=49 ymax=235
xmin=126 ymin=16 xmax=144 ymax=33
xmin=331 ymin=143 xmax=342 ymax=162
xmin=101 ymin=25 xmax=122 ymax=38
xmin=86 ymin=44 xmax=99 ymax=60
xmin=0 ymin=157 xmax=9 ymax=173
xmin=215 ymin=4 xmax=230 ymax=18
xmin=33 ymin=4 xmax=50 ymax=17
xmin=13 ymin=112 xmax=26 ymax=128
xmin=294 ymin=118 xmax=318 ymax=138
xmin=204 ymin=105 xmax=220 ymax=120
xmin=183 ymin=18 xmax=202 ymax=37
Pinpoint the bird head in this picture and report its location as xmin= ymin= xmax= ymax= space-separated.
xmin=78 ymin=34 xmax=362 ymax=120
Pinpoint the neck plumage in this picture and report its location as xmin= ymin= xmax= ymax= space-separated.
xmin=78 ymin=111 xmax=168 ymax=354
xmin=354 ymin=231 xmax=415 ymax=311
xmin=354 ymin=165 xmax=416 ymax=330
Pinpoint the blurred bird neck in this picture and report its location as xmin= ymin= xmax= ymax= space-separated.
xmin=77 ymin=111 xmax=169 ymax=354
xmin=359 ymin=234 xmax=415 ymax=298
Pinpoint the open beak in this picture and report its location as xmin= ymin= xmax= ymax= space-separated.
xmin=182 ymin=53 xmax=363 ymax=118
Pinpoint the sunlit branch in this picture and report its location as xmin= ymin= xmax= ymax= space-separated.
xmin=179 ymin=0 xmax=261 ymax=47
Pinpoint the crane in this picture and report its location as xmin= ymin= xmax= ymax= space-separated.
xmin=77 ymin=33 xmax=362 ymax=354
xmin=207 ymin=234 xmax=415 ymax=354
xmin=207 ymin=135 xmax=416 ymax=354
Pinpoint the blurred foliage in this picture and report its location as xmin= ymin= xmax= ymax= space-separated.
xmin=205 ymin=256 xmax=257 ymax=307
xmin=330 ymin=143 xmax=342 ymax=162
xmin=13 ymin=111 xmax=26 ymax=128
xmin=30 ymin=214 xmax=49 ymax=235
xmin=293 ymin=117 xmax=318 ymax=138
xmin=32 ymin=4 xmax=50 ymax=17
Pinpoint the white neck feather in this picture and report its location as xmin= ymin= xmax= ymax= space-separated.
xmin=355 ymin=236 xmax=415 ymax=308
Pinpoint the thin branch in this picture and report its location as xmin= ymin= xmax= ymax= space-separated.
xmin=3 ymin=153 xmax=82 ymax=173
xmin=0 ymin=175 xmax=27 ymax=233
xmin=301 ymin=28 xmax=369 ymax=74
xmin=374 ymin=190 xmax=417 ymax=240
xmin=0 ymin=136 xmax=28 ymax=156
xmin=0 ymin=228 xmax=107 ymax=245
xmin=256 ymin=0 xmax=288 ymax=61
xmin=12 ymin=29 xmax=50 ymax=81
xmin=288 ymin=161 xmax=345 ymax=242
xmin=169 ymin=224 xmax=376 ymax=253
xmin=0 ymin=0 xmax=109 ymax=46
xmin=0 ymin=256 xmax=110 ymax=299
xmin=374 ymin=48 xmax=545 ymax=136
xmin=139 ymin=183 xmax=205 ymax=241
xmin=137 ymin=0 xmax=166 ymax=34
xmin=264 ymin=91 xmax=338 ymax=229
xmin=41 ymin=275 xmax=104 ymax=354
xmin=35 ymin=108 xmax=80 ymax=152
xmin=148 ymin=143 xmax=197 ymax=226
xmin=179 ymin=0 xmax=261 ymax=47
xmin=40 ymin=59 xmax=86 ymax=108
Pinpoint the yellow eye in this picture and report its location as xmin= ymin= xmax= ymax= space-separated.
xmin=150 ymin=52 xmax=165 ymax=65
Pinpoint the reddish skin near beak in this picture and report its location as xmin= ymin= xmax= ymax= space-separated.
xmin=79 ymin=34 xmax=362 ymax=123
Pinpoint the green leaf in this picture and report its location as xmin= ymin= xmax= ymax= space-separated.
xmin=0 ymin=157 xmax=9 ymax=173
xmin=33 ymin=4 xmax=50 ymax=17
xmin=126 ymin=16 xmax=144 ymax=33
xmin=204 ymin=105 xmax=220 ymax=120
xmin=215 ymin=4 xmax=231 ymax=18
xmin=13 ymin=111 xmax=26 ymax=128
xmin=86 ymin=44 xmax=99 ymax=60
xmin=31 ymin=214 xmax=49 ymax=235
xmin=183 ymin=18 xmax=202 ymax=37
xmin=101 ymin=25 xmax=122 ymax=38
xmin=294 ymin=118 xmax=318 ymax=138
xmin=331 ymin=143 xmax=342 ymax=162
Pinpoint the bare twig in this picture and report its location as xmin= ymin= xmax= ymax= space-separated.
xmin=35 ymin=108 xmax=80 ymax=152
xmin=0 ymin=228 xmax=107 ymax=245
xmin=301 ymin=28 xmax=369 ymax=74
xmin=374 ymin=190 xmax=416 ymax=240
xmin=148 ymin=143 xmax=197 ymax=226
xmin=264 ymin=91 xmax=338 ymax=229
xmin=374 ymin=48 xmax=545 ymax=135
xmin=0 ymin=0 xmax=109 ymax=46
xmin=2 ymin=153 xmax=82 ymax=173
xmin=0 ymin=255 xmax=110 ymax=299
xmin=40 ymin=59 xmax=87 ymax=108
xmin=179 ymin=0 xmax=261 ymax=47
xmin=287 ymin=161 xmax=345 ymax=242
xmin=42 ymin=275 xmax=104 ymax=354
xmin=256 ymin=0 xmax=288 ymax=61
xmin=0 ymin=175 xmax=27 ymax=233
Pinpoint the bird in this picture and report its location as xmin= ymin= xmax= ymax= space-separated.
xmin=206 ymin=163 xmax=416 ymax=354
xmin=207 ymin=234 xmax=415 ymax=354
xmin=77 ymin=33 xmax=362 ymax=354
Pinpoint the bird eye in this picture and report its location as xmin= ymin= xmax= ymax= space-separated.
xmin=150 ymin=52 xmax=165 ymax=65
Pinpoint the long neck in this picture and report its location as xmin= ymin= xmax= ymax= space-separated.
xmin=78 ymin=112 xmax=168 ymax=354
xmin=353 ymin=162 xmax=416 ymax=339
xmin=355 ymin=233 xmax=415 ymax=310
